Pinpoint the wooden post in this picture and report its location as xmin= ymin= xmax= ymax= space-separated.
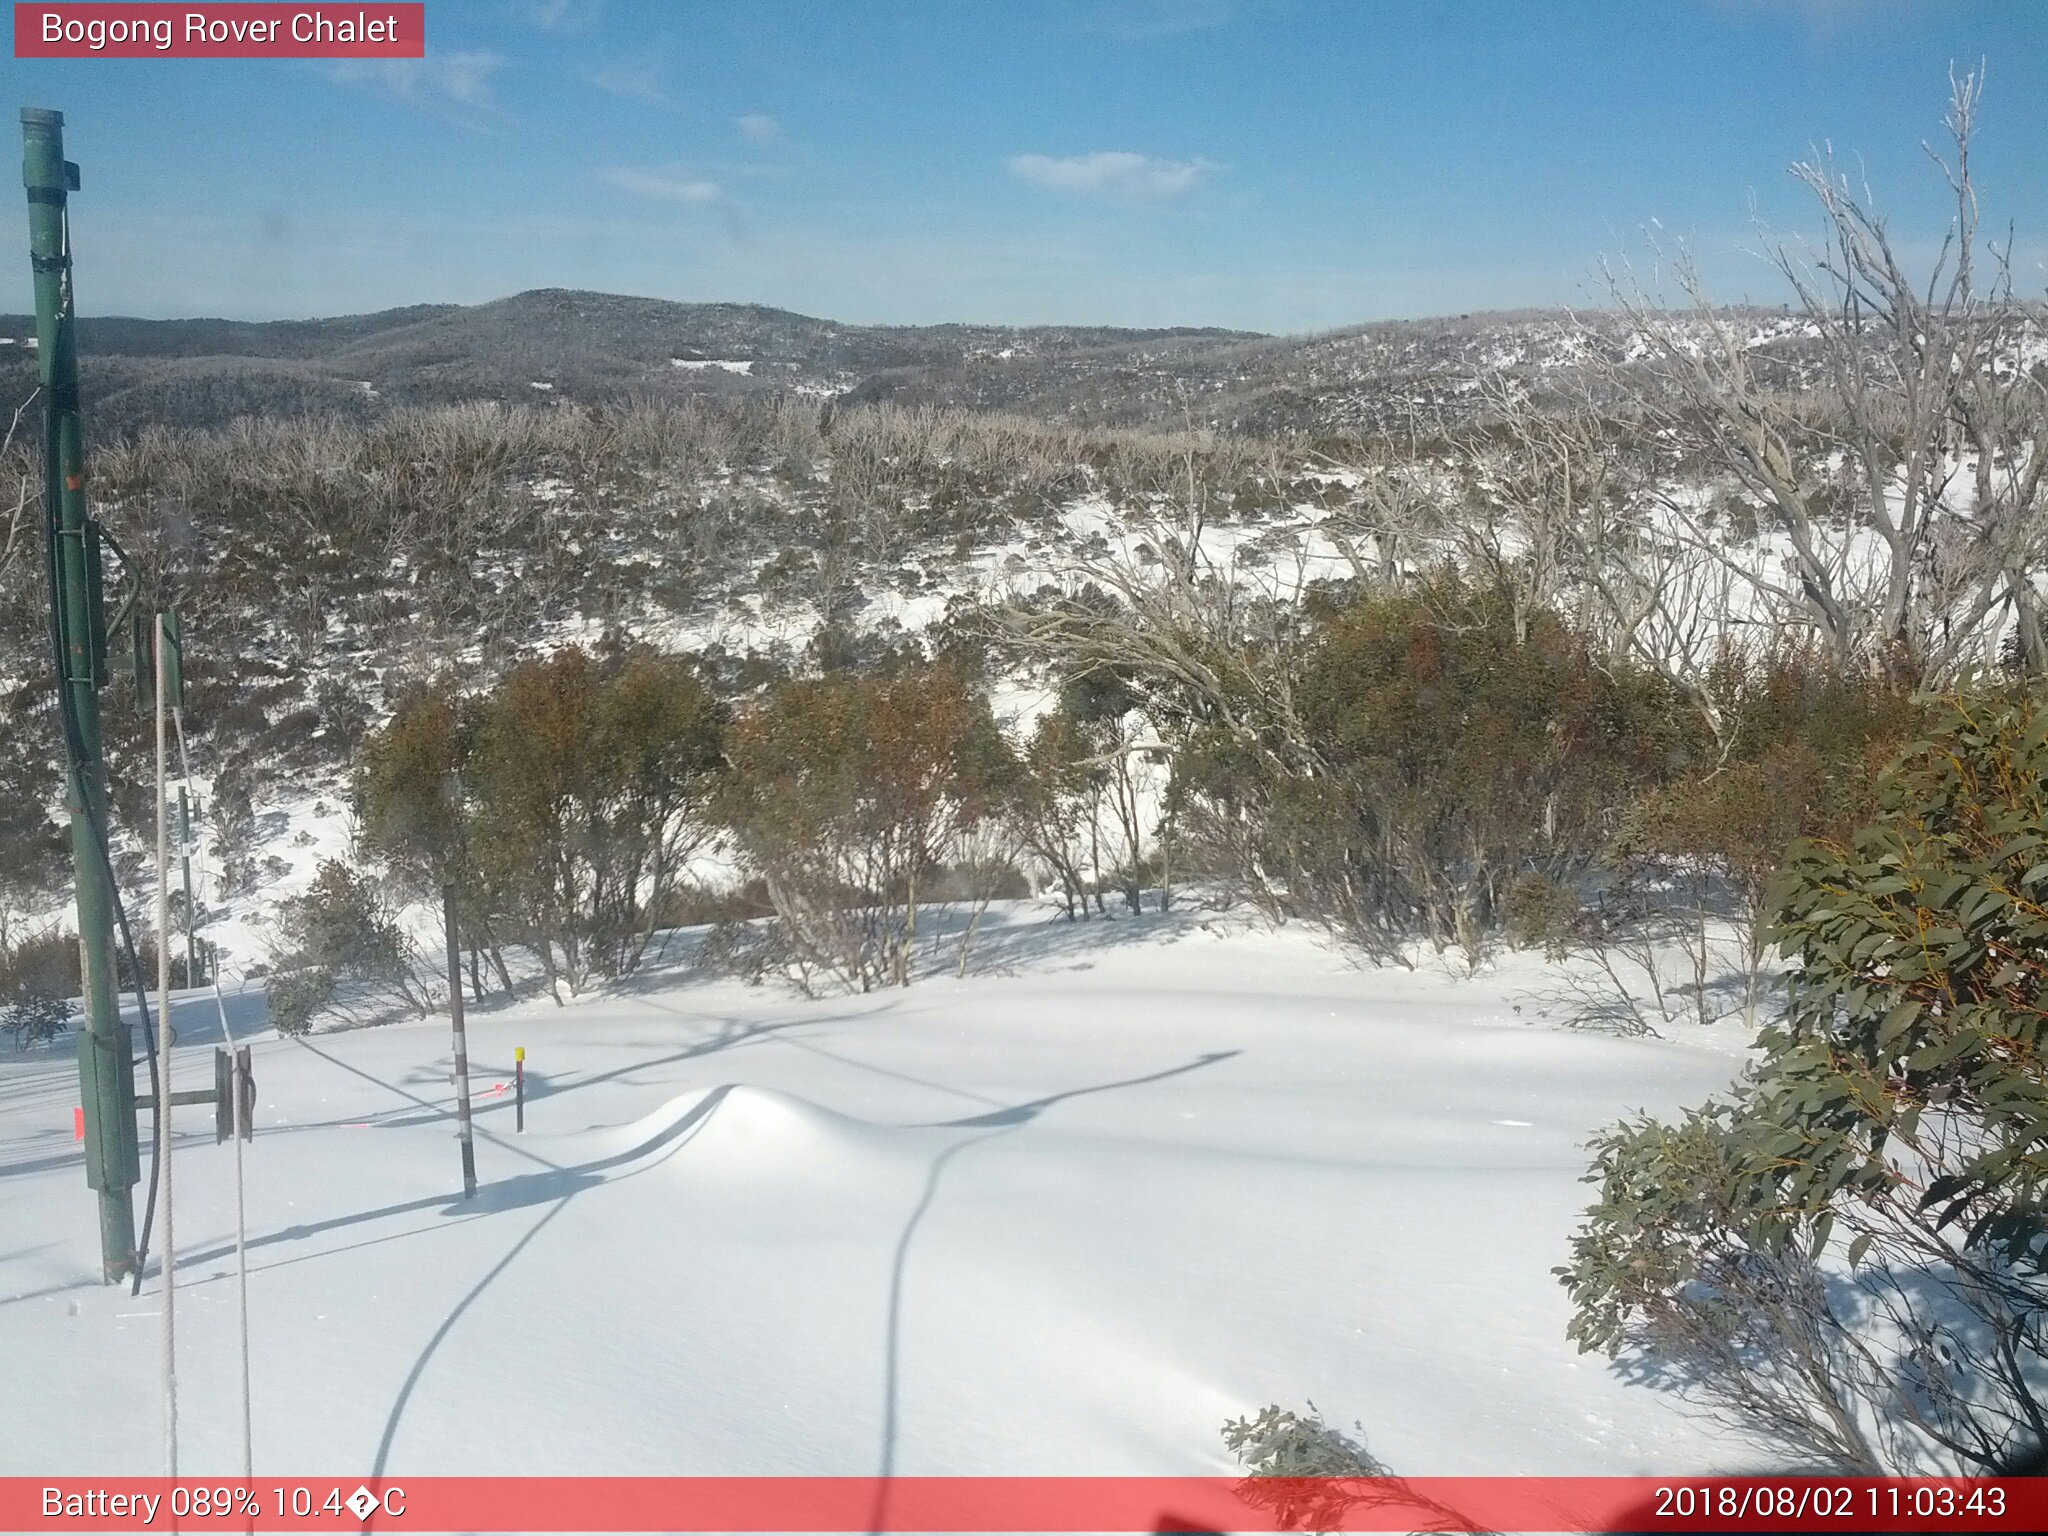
xmin=443 ymin=882 xmax=477 ymax=1199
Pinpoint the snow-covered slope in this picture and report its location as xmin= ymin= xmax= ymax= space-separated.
xmin=1 ymin=904 xmax=1752 ymax=1478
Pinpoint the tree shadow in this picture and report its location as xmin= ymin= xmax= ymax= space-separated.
xmin=1599 ymin=1246 xmax=2048 ymax=1476
xmin=365 ymin=1196 xmax=573 ymax=1487
xmin=364 ymin=1080 xmax=738 ymax=1480
xmin=867 ymin=1049 xmax=1240 ymax=1534
xmin=922 ymin=1049 xmax=1240 ymax=1129
xmin=290 ymin=1035 xmax=558 ymax=1172
xmin=295 ymin=1026 xmax=796 ymax=1158
xmin=609 ymin=898 xmax=1211 ymax=994
xmin=0 ymin=1143 xmax=87 ymax=1181
xmin=949 ymin=901 xmax=1200 ymax=981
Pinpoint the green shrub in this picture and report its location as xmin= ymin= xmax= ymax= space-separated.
xmin=273 ymin=862 xmax=430 ymax=1021
xmin=1558 ymin=697 xmax=2048 ymax=1472
xmin=1504 ymin=871 xmax=1579 ymax=957
xmin=2 ymin=988 xmax=69 ymax=1049
xmin=1221 ymin=1404 xmax=1477 ymax=1532
xmin=1182 ymin=572 xmax=1677 ymax=958
xmin=0 ymin=930 xmax=77 ymax=1000
xmin=263 ymin=967 xmax=334 ymax=1037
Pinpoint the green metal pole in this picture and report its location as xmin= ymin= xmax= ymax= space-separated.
xmin=23 ymin=107 xmax=140 ymax=1283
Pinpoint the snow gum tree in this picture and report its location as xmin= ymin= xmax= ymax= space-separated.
xmin=353 ymin=682 xmax=518 ymax=1002
xmin=1559 ymin=698 xmax=2048 ymax=1471
xmin=354 ymin=684 xmax=466 ymax=887
xmin=1061 ymin=666 xmax=1160 ymax=916
xmin=721 ymin=662 xmax=1012 ymax=993
xmin=1176 ymin=573 xmax=1674 ymax=961
xmin=1615 ymin=649 xmax=1927 ymax=1025
xmin=467 ymin=644 xmax=724 ymax=999
xmin=1005 ymin=705 xmax=1099 ymax=920
xmin=267 ymin=860 xmax=433 ymax=1029
xmin=354 ymin=644 xmax=725 ymax=1005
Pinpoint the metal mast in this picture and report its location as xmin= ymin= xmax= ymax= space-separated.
xmin=23 ymin=106 xmax=141 ymax=1283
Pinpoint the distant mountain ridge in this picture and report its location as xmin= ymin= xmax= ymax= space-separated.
xmin=4 ymin=289 xmax=1246 ymax=364
xmin=0 ymin=287 xmax=1273 ymax=436
xmin=0 ymin=286 xmax=1831 ymax=438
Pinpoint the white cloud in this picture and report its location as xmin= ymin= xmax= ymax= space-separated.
xmin=1081 ymin=0 xmax=1234 ymax=39
xmin=602 ymin=167 xmax=723 ymax=205
xmin=520 ymin=0 xmax=604 ymax=31
xmin=329 ymin=52 xmax=506 ymax=112
xmin=585 ymin=58 xmax=674 ymax=108
xmin=737 ymin=113 xmax=780 ymax=141
xmin=1007 ymin=151 xmax=1216 ymax=202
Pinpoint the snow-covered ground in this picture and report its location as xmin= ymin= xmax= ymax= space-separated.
xmin=1 ymin=903 xmax=1755 ymax=1479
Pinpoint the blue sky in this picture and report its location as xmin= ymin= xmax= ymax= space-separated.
xmin=3 ymin=0 xmax=2045 ymax=332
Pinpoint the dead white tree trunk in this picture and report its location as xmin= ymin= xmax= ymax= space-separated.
xmin=1585 ymin=71 xmax=2046 ymax=689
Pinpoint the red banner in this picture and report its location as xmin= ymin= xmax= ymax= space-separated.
xmin=14 ymin=4 xmax=424 ymax=58
xmin=4 ymin=1476 xmax=2046 ymax=1532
